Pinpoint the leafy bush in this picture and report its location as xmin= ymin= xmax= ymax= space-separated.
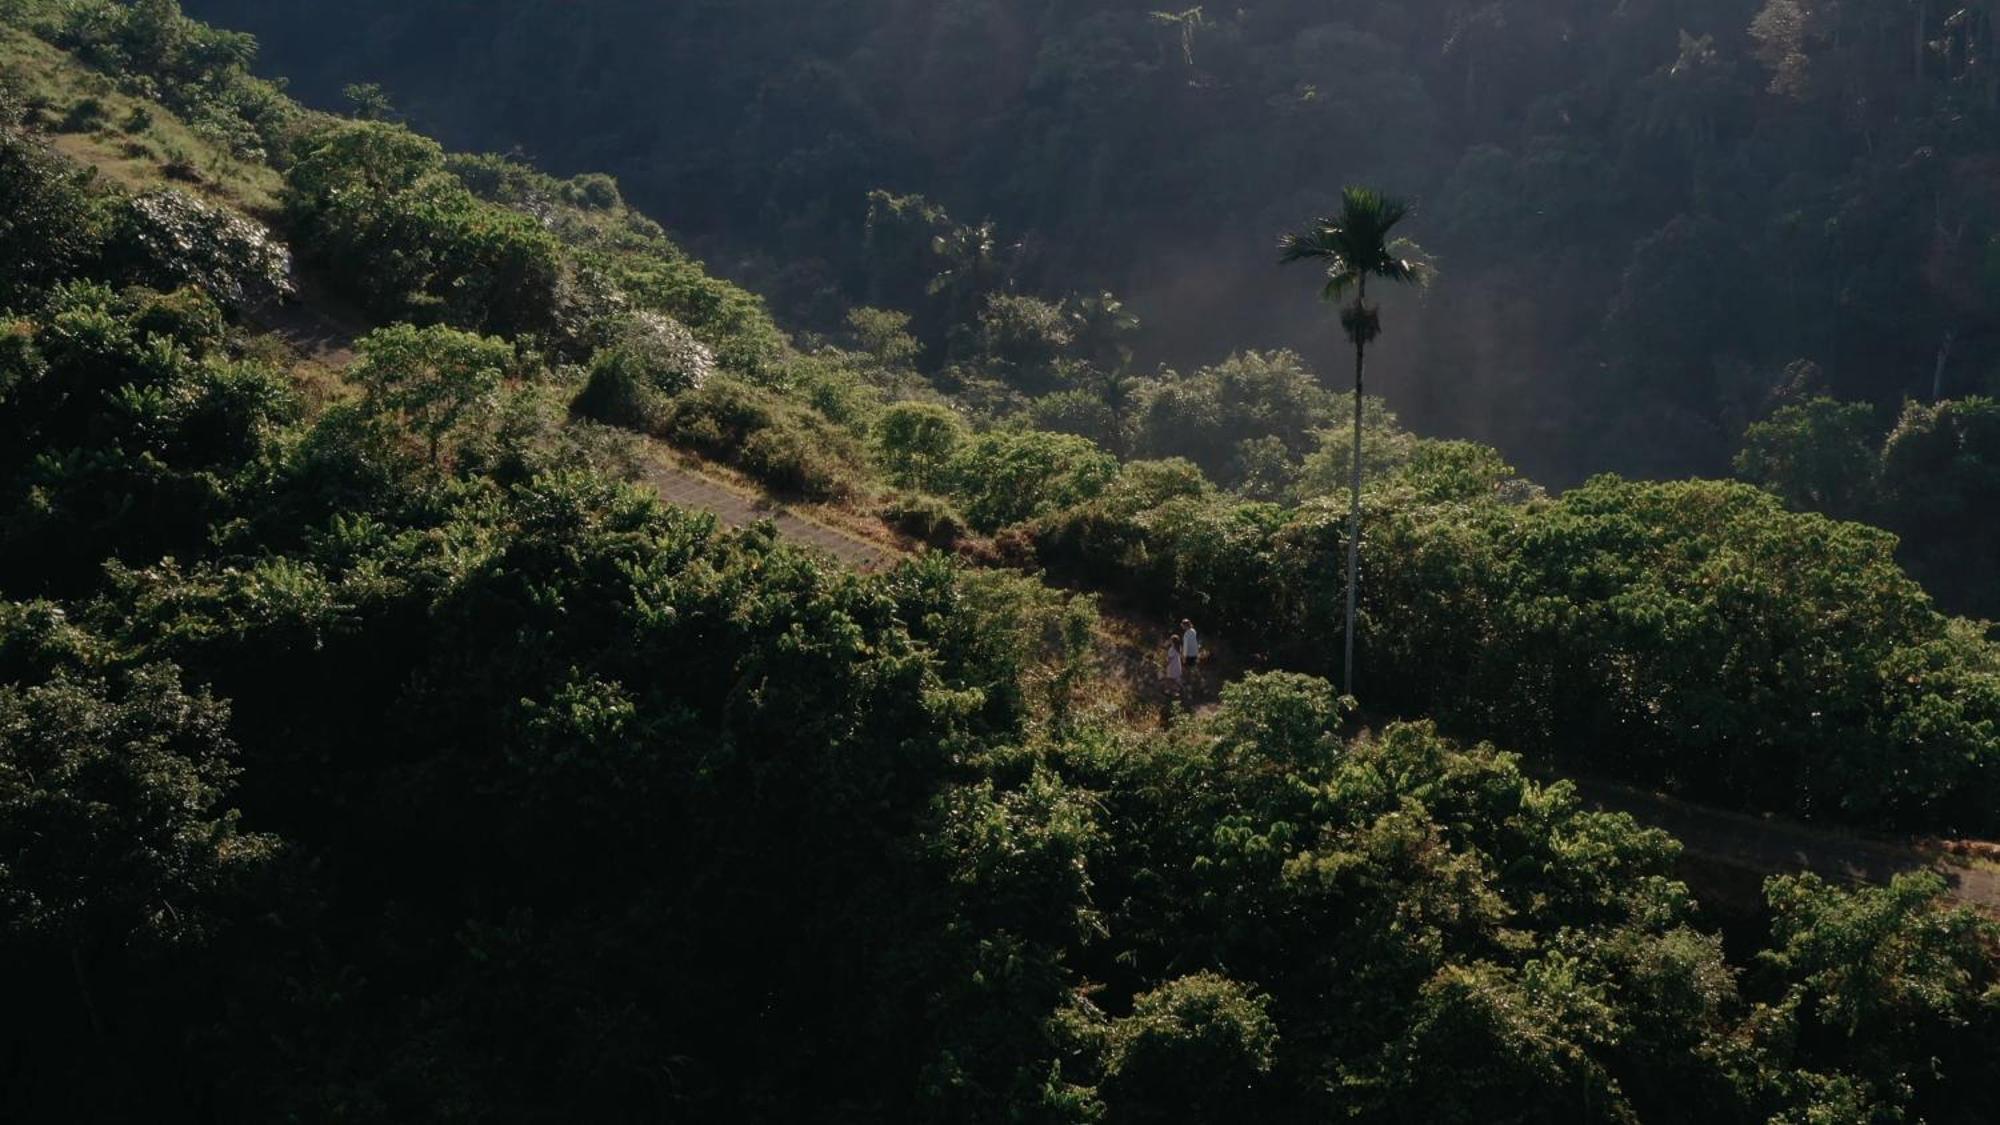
xmin=606 ymin=249 xmax=786 ymax=375
xmin=58 ymin=94 xmax=108 ymax=132
xmin=1737 ymin=395 xmax=2000 ymax=620
xmin=975 ymin=292 xmax=1073 ymax=392
xmin=159 ymin=145 xmax=199 ymax=182
xmin=0 ymin=131 xmax=108 ymax=307
xmin=570 ymin=311 xmax=716 ymax=430
xmin=349 ymin=323 xmax=513 ymax=468
xmin=0 ymin=662 xmax=275 ymax=946
xmin=657 ymin=377 xmax=864 ymax=500
xmin=40 ymin=0 xmax=291 ymax=160
xmin=1742 ymin=872 xmax=2000 ymax=1121
xmin=941 ymin=429 xmax=1119 ymax=532
xmin=845 ymin=306 xmax=920 ymax=369
xmin=563 ymin=171 xmax=622 ymax=211
xmin=0 ymin=283 xmax=296 ymax=593
xmin=283 ymin=121 xmax=562 ymax=336
xmin=878 ymin=490 xmax=971 ymax=549
xmin=1098 ymin=974 xmax=1278 ymax=1124
xmin=736 ymin=425 xmax=846 ymax=498
xmin=874 ymin=400 xmax=967 ymax=491
xmin=1735 ymin=397 xmax=1881 ymax=519
xmin=596 ymin=311 xmax=712 ymax=393
xmin=1137 ymin=351 xmax=1333 ymax=487
xmin=1028 ymin=388 xmax=1127 ymax=454
xmin=113 ymin=188 xmax=293 ymax=311
xmin=1291 ymin=395 xmax=1422 ymax=500
xmin=0 ymin=659 xmax=280 ymax=1115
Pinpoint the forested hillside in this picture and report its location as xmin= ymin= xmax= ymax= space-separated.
xmin=4 ymin=2 xmax=2000 ymax=1121
xmin=191 ymin=0 xmax=2000 ymax=487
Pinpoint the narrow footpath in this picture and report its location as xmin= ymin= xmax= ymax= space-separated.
xmin=636 ymin=452 xmax=896 ymax=571
xmin=1571 ymin=777 xmax=2000 ymax=914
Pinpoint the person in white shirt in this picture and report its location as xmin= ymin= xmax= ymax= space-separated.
xmin=1180 ymin=619 xmax=1201 ymax=692
xmin=1163 ymin=633 xmax=1184 ymax=697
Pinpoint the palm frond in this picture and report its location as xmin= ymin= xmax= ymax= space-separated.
xmin=1382 ymin=237 xmax=1436 ymax=288
xmin=1278 ymin=223 xmax=1340 ymax=264
xmin=1282 ymin=188 xmax=1432 ymax=299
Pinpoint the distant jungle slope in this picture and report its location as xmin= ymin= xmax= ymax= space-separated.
xmin=156 ymin=0 xmax=2000 ymax=619
xmin=189 ymin=0 xmax=2000 ymax=485
xmin=1736 ymin=392 xmax=2000 ymax=620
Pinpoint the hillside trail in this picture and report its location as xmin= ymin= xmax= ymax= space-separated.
xmin=633 ymin=449 xmax=896 ymax=571
xmin=253 ymin=275 xmax=364 ymax=369
xmin=248 ymin=271 xmax=1999 ymax=918
xmin=1565 ymin=776 xmax=2000 ymax=914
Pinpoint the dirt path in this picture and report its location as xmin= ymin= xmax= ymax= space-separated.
xmin=1567 ymin=776 xmax=2000 ymax=915
xmin=637 ymin=452 xmax=897 ymax=572
xmin=251 ymin=275 xmax=366 ymax=368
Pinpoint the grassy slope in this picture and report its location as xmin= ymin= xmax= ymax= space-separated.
xmin=0 ymin=23 xmax=281 ymax=212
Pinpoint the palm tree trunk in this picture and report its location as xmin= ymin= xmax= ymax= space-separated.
xmin=1345 ymin=278 xmax=1365 ymax=698
xmin=71 ymin=942 xmax=105 ymax=1041
xmin=1933 ymin=328 xmax=1955 ymax=401
xmin=1914 ymin=1 xmax=1927 ymax=82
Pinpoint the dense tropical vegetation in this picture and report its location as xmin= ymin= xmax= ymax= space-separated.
xmin=189 ymin=0 xmax=2000 ymax=488
xmin=3 ymin=2 xmax=1999 ymax=1121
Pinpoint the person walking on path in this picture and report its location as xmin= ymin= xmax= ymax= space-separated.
xmin=1162 ymin=633 xmax=1185 ymax=709
xmin=1180 ymin=618 xmax=1202 ymax=695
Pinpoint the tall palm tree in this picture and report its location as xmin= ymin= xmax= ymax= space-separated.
xmin=1281 ymin=187 xmax=1432 ymax=697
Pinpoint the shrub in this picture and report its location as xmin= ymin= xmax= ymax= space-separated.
xmin=1137 ymin=350 xmax=1333 ymax=486
xmin=741 ymin=425 xmax=854 ymax=500
xmin=160 ymin=146 xmax=199 ymax=182
xmin=590 ymin=312 xmax=713 ymax=396
xmin=41 ymin=0 xmax=278 ymax=157
xmin=563 ymin=172 xmax=623 ymax=211
xmin=572 ymin=359 xmax=661 ymax=431
xmin=846 ymin=306 xmax=920 ymax=369
xmin=1028 ymin=388 xmax=1126 ymax=454
xmin=0 ymin=131 xmax=108 ymax=306
xmin=658 ymin=378 xmax=864 ymax=501
xmin=114 ymin=189 xmax=295 ymax=311
xmin=942 ymin=429 xmax=1119 ymax=532
xmin=60 ymin=95 xmax=109 ymax=133
xmin=0 ymin=283 xmax=296 ymax=592
xmin=284 ymin=121 xmax=562 ymax=336
xmin=976 ymin=292 xmax=1073 ymax=392
xmin=1033 ymin=468 xmax=2000 ymax=835
xmin=571 ymin=309 xmax=716 ymax=430
xmin=879 ymin=491 xmax=971 ymax=549
xmin=876 ymin=400 xmax=968 ymax=491
xmin=1099 ymin=974 xmax=1278 ymax=1125
xmin=349 ymin=323 xmax=513 ymax=467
